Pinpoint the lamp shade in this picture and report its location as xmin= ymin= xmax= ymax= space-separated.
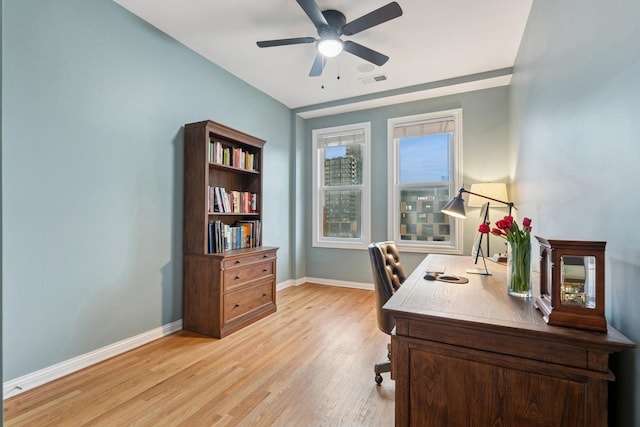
xmin=467 ymin=183 xmax=509 ymax=207
xmin=441 ymin=192 xmax=466 ymax=218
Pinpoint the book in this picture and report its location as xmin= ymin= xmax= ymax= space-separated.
xmin=236 ymin=220 xmax=260 ymax=248
xmin=210 ymin=187 xmax=259 ymax=214
xmin=209 ymin=221 xmax=215 ymax=253
xmin=209 ymin=140 xmax=224 ymax=164
xmin=232 ymin=147 xmax=242 ymax=168
xmin=220 ymin=187 xmax=230 ymax=213
xmin=208 ymin=220 xmax=237 ymax=253
xmin=222 ymin=147 xmax=230 ymax=166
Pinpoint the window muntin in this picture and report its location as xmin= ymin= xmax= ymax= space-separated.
xmin=312 ymin=123 xmax=370 ymax=249
xmin=388 ymin=110 xmax=462 ymax=253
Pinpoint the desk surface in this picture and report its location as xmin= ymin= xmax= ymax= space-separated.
xmin=383 ymin=254 xmax=634 ymax=350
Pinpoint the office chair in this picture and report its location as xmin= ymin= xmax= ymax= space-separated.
xmin=368 ymin=241 xmax=406 ymax=385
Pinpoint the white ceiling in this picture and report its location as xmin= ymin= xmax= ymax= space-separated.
xmin=114 ymin=0 xmax=532 ymax=112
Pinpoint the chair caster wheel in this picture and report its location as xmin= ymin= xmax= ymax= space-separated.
xmin=375 ymin=374 xmax=383 ymax=385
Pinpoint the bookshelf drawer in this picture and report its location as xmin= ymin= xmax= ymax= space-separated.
xmin=223 ymin=281 xmax=274 ymax=324
xmin=223 ymin=260 xmax=274 ymax=291
xmin=222 ymin=250 xmax=276 ymax=269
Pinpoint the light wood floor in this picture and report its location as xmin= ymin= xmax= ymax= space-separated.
xmin=4 ymin=283 xmax=395 ymax=426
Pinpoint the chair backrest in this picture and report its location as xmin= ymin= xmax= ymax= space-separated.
xmin=368 ymin=241 xmax=407 ymax=335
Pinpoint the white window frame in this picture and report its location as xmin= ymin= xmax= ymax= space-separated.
xmin=387 ymin=109 xmax=463 ymax=254
xmin=312 ymin=122 xmax=371 ymax=250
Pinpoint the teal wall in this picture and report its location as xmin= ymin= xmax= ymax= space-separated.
xmin=301 ymin=86 xmax=510 ymax=281
xmin=2 ymin=0 xmax=291 ymax=381
xmin=510 ymin=0 xmax=640 ymax=424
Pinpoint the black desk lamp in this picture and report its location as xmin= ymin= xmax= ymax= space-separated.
xmin=441 ymin=186 xmax=514 ymax=219
xmin=441 ymin=186 xmax=516 ymax=275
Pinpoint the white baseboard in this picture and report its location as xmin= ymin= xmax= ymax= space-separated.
xmin=276 ymin=278 xmax=297 ymax=290
xmin=294 ymin=277 xmax=373 ymax=291
xmin=3 ymin=319 xmax=183 ymax=400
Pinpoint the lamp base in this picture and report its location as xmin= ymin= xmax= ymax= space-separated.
xmin=466 ymin=268 xmax=491 ymax=275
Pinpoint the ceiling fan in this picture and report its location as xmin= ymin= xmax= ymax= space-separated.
xmin=256 ymin=0 xmax=403 ymax=77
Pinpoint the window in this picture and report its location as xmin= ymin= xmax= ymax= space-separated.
xmin=387 ymin=109 xmax=463 ymax=253
xmin=312 ymin=122 xmax=370 ymax=249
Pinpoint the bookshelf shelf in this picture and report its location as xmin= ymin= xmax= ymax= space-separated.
xmin=209 ymin=162 xmax=261 ymax=175
xmin=208 ymin=212 xmax=261 ymax=217
xmin=183 ymin=119 xmax=278 ymax=338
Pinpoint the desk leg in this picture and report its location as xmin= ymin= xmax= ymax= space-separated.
xmin=392 ymin=336 xmax=410 ymax=427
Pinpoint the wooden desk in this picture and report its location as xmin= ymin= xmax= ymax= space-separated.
xmin=383 ymin=254 xmax=635 ymax=427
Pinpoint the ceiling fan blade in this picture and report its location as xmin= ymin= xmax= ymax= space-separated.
xmin=309 ymin=53 xmax=326 ymax=77
xmin=343 ymin=41 xmax=389 ymax=66
xmin=296 ymin=0 xmax=328 ymax=28
xmin=342 ymin=2 xmax=403 ymax=36
xmin=257 ymin=37 xmax=316 ymax=48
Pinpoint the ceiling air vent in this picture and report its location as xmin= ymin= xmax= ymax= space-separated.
xmin=360 ymin=74 xmax=387 ymax=84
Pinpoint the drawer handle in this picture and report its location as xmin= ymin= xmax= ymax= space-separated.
xmin=234 ymin=303 xmax=240 ymax=308
xmin=263 ymin=255 xmax=268 ymax=258
xmin=263 ymin=268 xmax=268 ymax=272
xmin=235 ymin=275 xmax=241 ymax=280
xmin=262 ymin=293 xmax=267 ymax=297
xmin=235 ymin=260 xmax=241 ymax=264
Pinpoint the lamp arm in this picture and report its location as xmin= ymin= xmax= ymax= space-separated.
xmin=460 ymin=188 xmax=516 ymax=216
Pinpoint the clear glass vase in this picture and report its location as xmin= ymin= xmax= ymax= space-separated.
xmin=507 ymin=240 xmax=532 ymax=298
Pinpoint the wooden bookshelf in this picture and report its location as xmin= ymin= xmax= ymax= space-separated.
xmin=183 ymin=120 xmax=277 ymax=338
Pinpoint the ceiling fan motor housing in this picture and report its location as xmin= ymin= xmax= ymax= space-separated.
xmin=318 ymin=10 xmax=346 ymax=39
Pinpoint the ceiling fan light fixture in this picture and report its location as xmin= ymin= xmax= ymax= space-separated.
xmin=317 ymin=38 xmax=343 ymax=57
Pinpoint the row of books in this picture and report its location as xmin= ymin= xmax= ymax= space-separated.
xmin=208 ymin=220 xmax=261 ymax=253
xmin=209 ymin=140 xmax=258 ymax=171
xmin=208 ymin=186 xmax=257 ymax=214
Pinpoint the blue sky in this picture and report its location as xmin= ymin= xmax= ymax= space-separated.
xmin=325 ymin=145 xmax=346 ymax=159
xmin=399 ymin=134 xmax=450 ymax=184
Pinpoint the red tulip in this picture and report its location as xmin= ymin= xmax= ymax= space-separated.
xmin=478 ymin=223 xmax=490 ymax=233
xmin=496 ymin=219 xmax=508 ymax=230
xmin=503 ymin=216 xmax=514 ymax=228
